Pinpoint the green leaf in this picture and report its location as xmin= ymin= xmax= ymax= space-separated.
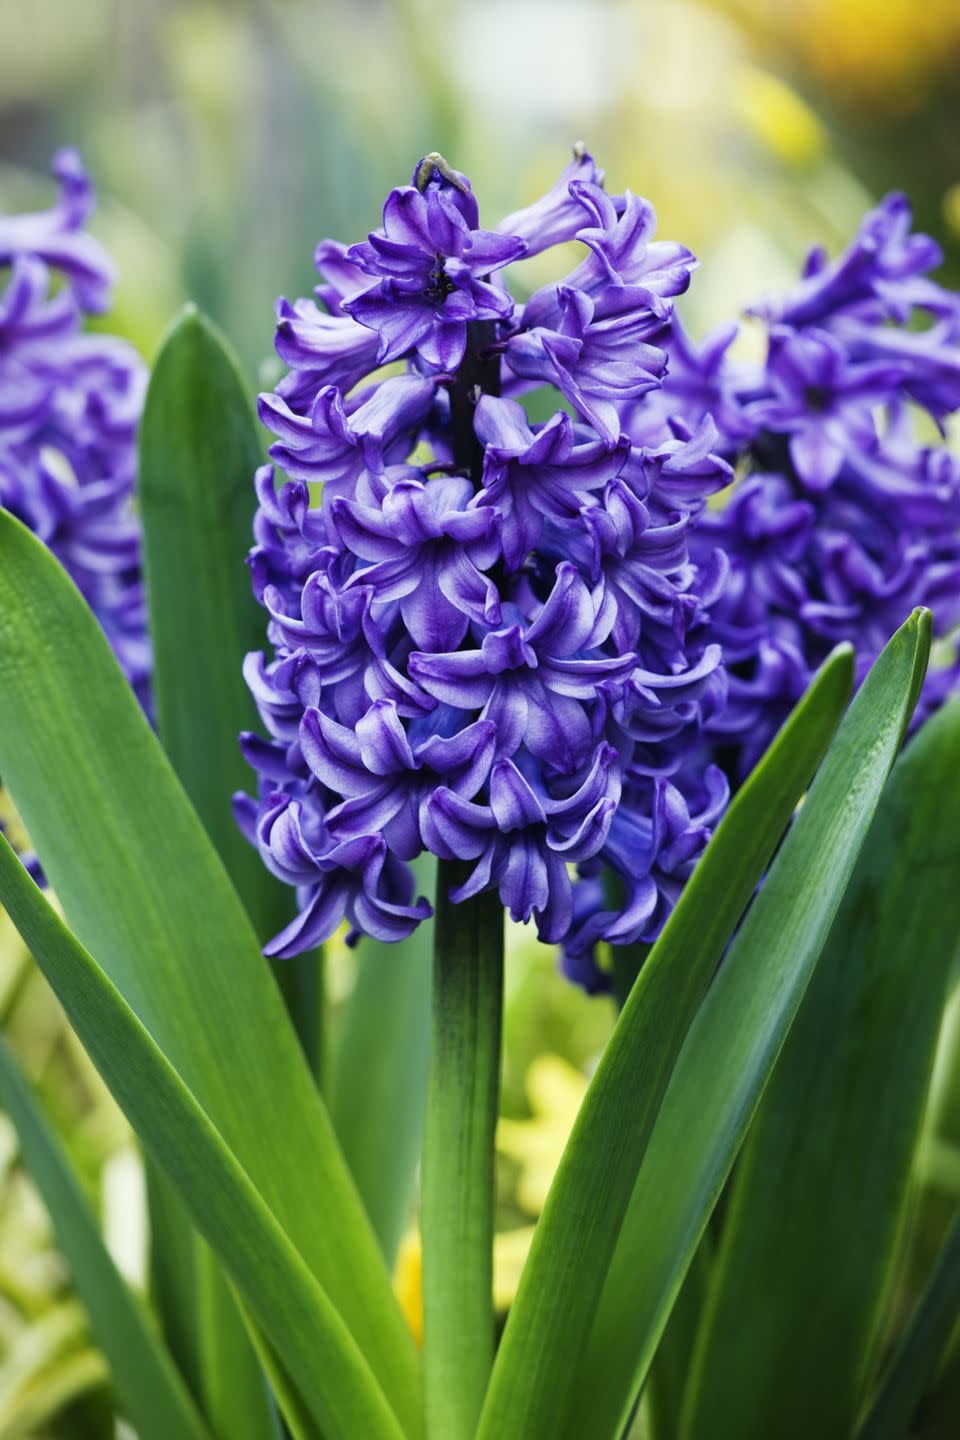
xmin=0 ymin=1034 xmax=211 ymax=1440
xmin=143 ymin=1166 xmax=203 ymax=1404
xmin=0 ymin=834 xmax=406 ymax=1440
xmin=332 ymin=854 xmax=435 ymax=1267
xmin=197 ymin=1259 xmax=278 ymax=1440
xmin=681 ymin=696 xmax=960 ymax=1440
xmin=0 ymin=510 xmax=421 ymax=1435
xmin=560 ymin=609 xmax=933 ymax=1440
xmin=241 ymin=1321 xmax=324 ymax=1440
xmin=645 ymin=1237 xmax=713 ymax=1440
xmin=474 ymin=640 xmax=858 ymax=1440
xmin=139 ymin=303 xmax=303 ymax=1439
xmin=856 ymin=1213 xmax=960 ymax=1440
xmin=139 ymin=304 xmax=320 ymax=1064
xmin=139 ymin=304 xmax=288 ymax=946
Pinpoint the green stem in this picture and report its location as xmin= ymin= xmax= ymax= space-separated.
xmin=421 ymin=859 xmax=504 ymax=1440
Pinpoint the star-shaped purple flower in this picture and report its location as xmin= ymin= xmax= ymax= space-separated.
xmin=342 ymin=156 xmax=528 ymax=369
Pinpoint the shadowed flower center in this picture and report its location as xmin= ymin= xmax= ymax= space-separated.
xmin=803 ymin=383 xmax=832 ymax=413
xmin=423 ymin=252 xmax=456 ymax=305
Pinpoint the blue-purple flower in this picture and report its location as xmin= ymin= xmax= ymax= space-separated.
xmin=0 ymin=150 xmax=150 ymax=705
xmin=670 ymin=193 xmax=960 ymax=780
xmin=341 ymin=154 xmax=527 ymax=370
xmin=239 ymin=148 xmax=730 ymax=959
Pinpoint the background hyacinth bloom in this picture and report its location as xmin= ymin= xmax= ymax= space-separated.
xmin=643 ymin=192 xmax=960 ymax=783
xmin=0 ymin=150 xmax=149 ymax=706
xmin=240 ymin=149 xmax=732 ymax=961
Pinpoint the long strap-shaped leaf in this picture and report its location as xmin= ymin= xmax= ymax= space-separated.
xmin=0 ymin=834 xmax=404 ymax=1440
xmin=241 ymin=1319 xmax=323 ymax=1440
xmin=139 ymin=304 xmax=302 ymax=1440
xmin=139 ymin=308 xmax=291 ymax=946
xmin=856 ymin=1212 xmax=960 ymax=1440
xmin=680 ymin=695 xmax=960 ymax=1440
xmin=474 ymin=640 xmax=858 ymax=1440
xmin=0 ymin=512 xmax=420 ymax=1432
xmin=0 ymin=1034 xmax=212 ymax=1440
xmin=560 ymin=609 xmax=932 ymax=1440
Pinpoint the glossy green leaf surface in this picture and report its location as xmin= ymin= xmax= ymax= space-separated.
xmin=140 ymin=303 xmax=284 ymax=1440
xmin=139 ymin=304 xmax=288 ymax=945
xmin=682 ymin=696 xmax=960 ymax=1440
xmin=561 ymin=609 xmax=932 ymax=1440
xmin=645 ymin=1238 xmax=713 ymax=1440
xmin=0 ymin=835 xmax=405 ymax=1440
xmin=0 ymin=1035 xmax=211 ymax=1440
xmin=144 ymin=1165 xmax=203 ymax=1406
xmin=241 ymin=1323 xmax=323 ymax=1440
xmin=475 ymin=641 xmax=858 ymax=1440
xmin=0 ymin=510 xmax=421 ymax=1436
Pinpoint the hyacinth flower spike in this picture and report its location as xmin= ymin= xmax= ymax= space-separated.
xmin=238 ymin=145 xmax=730 ymax=1436
xmin=0 ymin=151 xmax=149 ymax=706
xmin=672 ymin=190 xmax=960 ymax=782
xmin=0 ymin=151 xmax=150 ymax=874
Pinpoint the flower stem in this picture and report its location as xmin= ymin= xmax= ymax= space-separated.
xmin=421 ymin=858 xmax=504 ymax=1440
xmin=450 ymin=319 xmax=500 ymax=484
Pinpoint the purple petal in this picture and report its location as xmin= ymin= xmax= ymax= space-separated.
xmin=300 ymin=708 xmax=369 ymax=795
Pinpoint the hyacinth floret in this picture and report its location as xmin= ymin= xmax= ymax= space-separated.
xmin=0 ymin=150 xmax=150 ymax=705
xmin=239 ymin=149 xmax=732 ymax=966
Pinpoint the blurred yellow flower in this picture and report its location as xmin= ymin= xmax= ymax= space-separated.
xmin=734 ymin=68 xmax=827 ymax=168
xmin=393 ymin=1230 xmax=423 ymax=1348
xmin=944 ymin=184 xmax=960 ymax=242
xmin=394 ymin=1223 xmax=542 ymax=1340
xmin=394 ymin=1053 xmax=591 ymax=1336
xmin=498 ymin=1054 xmax=588 ymax=1215
xmin=725 ymin=0 xmax=960 ymax=109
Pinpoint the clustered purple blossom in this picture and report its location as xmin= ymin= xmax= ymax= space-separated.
xmin=0 ymin=150 xmax=150 ymax=705
xmin=646 ymin=193 xmax=960 ymax=782
xmin=238 ymin=150 xmax=732 ymax=962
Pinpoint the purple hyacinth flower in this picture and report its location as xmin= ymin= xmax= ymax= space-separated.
xmin=0 ymin=148 xmax=115 ymax=313
xmin=240 ymin=151 xmax=731 ymax=964
xmin=561 ymin=183 xmax=697 ymax=301
xmin=684 ymin=190 xmax=960 ymax=781
xmin=252 ymin=794 xmax=431 ymax=955
xmin=578 ymin=479 xmax=694 ymax=652
xmin=301 ymin=699 xmax=496 ymax=859
xmin=259 ymin=373 xmax=435 ymax=498
xmin=333 ymin=472 xmax=502 ymax=650
xmin=408 ymin=562 xmax=634 ymax=774
xmin=274 ymin=296 xmax=382 ymax=402
xmin=496 ymin=145 xmax=604 ymax=255
xmin=756 ymin=193 xmax=944 ymax=330
xmin=474 ymin=395 xmax=630 ymax=569
xmin=623 ymin=317 xmax=754 ymax=450
xmin=746 ymin=326 xmax=906 ymax=490
xmin=0 ymin=151 xmax=150 ymax=707
xmin=506 ymin=283 xmax=670 ymax=445
xmin=342 ymin=158 xmax=528 ymax=369
xmin=423 ymin=744 xmax=620 ymax=943
xmin=249 ymin=464 xmax=331 ymax=601
xmin=562 ymin=763 xmax=728 ymax=974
